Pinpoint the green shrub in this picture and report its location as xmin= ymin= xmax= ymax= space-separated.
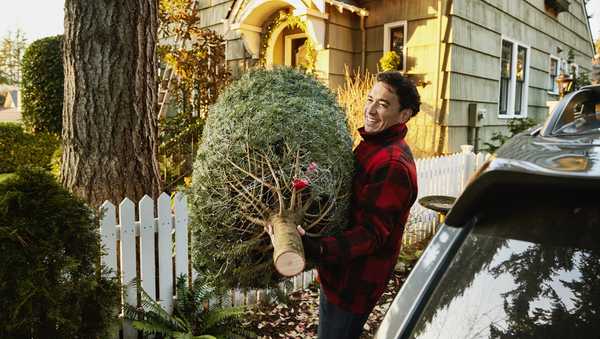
xmin=0 ymin=122 xmax=59 ymax=173
xmin=20 ymin=35 xmax=64 ymax=134
xmin=0 ymin=167 xmax=120 ymax=338
xmin=190 ymin=67 xmax=354 ymax=289
xmin=482 ymin=118 xmax=537 ymax=153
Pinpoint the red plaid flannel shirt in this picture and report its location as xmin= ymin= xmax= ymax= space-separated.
xmin=317 ymin=123 xmax=418 ymax=314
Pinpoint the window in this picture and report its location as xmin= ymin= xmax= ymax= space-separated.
xmin=383 ymin=21 xmax=407 ymax=72
xmin=498 ymin=38 xmax=530 ymax=117
xmin=549 ymin=55 xmax=560 ymax=94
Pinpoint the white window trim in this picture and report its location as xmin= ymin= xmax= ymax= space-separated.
xmin=383 ymin=20 xmax=407 ymax=72
xmin=498 ymin=37 xmax=530 ymax=119
xmin=548 ymin=55 xmax=560 ymax=95
xmin=284 ymin=33 xmax=308 ymax=67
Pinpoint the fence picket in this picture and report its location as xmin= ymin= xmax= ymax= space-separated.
xmin=157 ymin=193 xmax=174 ymax=313
xmin=174 ymin=193 xmax=189 ymax=281
xmin=100 ymin=201 xmax=117 ymax=278
xmin=119 ymin=198 xmax=137 ymax=339
xmin=139 ymin=195 xmax=156 ymax=300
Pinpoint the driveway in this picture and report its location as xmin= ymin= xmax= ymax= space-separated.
xmin=0 ymin=108 xmax=21 ymax=122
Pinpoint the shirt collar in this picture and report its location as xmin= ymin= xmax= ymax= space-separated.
xmin=358 ymin=123 xmax=408 ymax=144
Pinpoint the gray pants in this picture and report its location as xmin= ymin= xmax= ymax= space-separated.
xmin=318 ymin=288 xmax=370 ymax=339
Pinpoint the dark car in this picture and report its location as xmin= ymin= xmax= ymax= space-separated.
xmin=375 ymin=85 xmax=600 ymax=339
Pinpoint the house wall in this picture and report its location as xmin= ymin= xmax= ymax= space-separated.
xmin=358 ymin=0 xmax=445 ymax=156
xmin=447 ymin=0 xmax=595 ymax=152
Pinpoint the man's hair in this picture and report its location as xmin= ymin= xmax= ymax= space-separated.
xmin=376 ymin=71 xmax=421 ymax=117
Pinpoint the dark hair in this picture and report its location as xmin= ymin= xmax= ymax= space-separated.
xmin=376 ymin=71 xmax=421 ymax=117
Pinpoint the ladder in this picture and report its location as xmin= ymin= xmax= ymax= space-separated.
xmin=157 ymin=0 xmax=198 ymax=120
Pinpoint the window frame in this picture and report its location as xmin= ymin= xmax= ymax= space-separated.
xmin=548 ymin=55 xmax=560 ymax=95
xmin=498 ymin=37 xmax=530 ymax=119
xmin=383 ymin=20 xmax=408 ymax=73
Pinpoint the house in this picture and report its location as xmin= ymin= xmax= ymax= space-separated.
xmin=196 ymin=0 xmax=595 ymax=155
xmin=1 ymin=88 xmax=19 ymax=109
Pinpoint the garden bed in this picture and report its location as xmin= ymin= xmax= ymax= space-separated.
xmin=243 ymin=266 xmax=412 ymax=338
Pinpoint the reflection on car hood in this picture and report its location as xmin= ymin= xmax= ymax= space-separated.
xmin=494 ymin=132 xmax=600 ymax=177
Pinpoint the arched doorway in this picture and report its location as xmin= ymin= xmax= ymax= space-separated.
xmin=263 ymin=12 xmax=316 ymax=71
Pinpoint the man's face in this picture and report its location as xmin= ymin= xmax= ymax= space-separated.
xmin=364 ymin=81 xmax=411 ymax=134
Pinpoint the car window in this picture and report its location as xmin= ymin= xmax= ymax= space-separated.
xmin=408 ymin=203 xmax=600 ymax=339
xmin=553 ymin=89 xmax=600 ymax=135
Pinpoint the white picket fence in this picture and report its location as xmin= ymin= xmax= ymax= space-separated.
xmin=404 ymin=147 xmax=490 ymax=245
xmin=99 ymin=147 xmax=490 ymax=338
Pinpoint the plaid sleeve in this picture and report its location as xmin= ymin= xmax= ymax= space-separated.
xmin=318 ymin=160 xmax=412 ymax=263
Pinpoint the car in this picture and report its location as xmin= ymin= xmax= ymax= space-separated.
xmin=375 ymin=85 xmax=600 ymax=339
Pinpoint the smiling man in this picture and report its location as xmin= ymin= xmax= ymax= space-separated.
xmin=298 ymin=71 xmax=420 ymax=338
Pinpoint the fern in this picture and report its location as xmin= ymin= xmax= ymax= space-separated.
xmin=124 ymin=275 xmax=255 ymax=339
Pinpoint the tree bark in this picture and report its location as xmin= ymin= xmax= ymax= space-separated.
xmin=62 ymin=0 xmax=162 ymax=208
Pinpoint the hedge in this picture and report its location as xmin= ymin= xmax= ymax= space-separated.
xmin=0 ymin=167 xmax=120 ymax=337
xmin=20 ymin=35 xmax=64 ymax=134
xmin=0 ymin=122 xmax=59 ymax=173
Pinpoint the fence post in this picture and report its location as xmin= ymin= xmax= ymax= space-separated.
xmin=460 ymin=145 xmax=475 ymax=189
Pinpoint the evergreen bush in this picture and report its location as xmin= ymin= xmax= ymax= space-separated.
xmin=0 ymin=167 xmax=119 ymax=338
xmin=0 ymin=122 xmax=59 ymax=173
xmin=20 ymin=35 xmax=64 ymax=134
xmin=189 ymin=68 xmax=354 ymax=289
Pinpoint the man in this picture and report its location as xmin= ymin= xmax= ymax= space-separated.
xmin=299 ymin=71 xmax=420 ymax=338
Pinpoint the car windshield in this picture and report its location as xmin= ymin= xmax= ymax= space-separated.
xmin=409 ymin=203 xmax=600 ymax=339
xmin=553 ymin=88 xmax=600 ymax=136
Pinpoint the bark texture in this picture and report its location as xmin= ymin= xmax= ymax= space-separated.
xmin=62 ymin=0 xmax=162 ymax=207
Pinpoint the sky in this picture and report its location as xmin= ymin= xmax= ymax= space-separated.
xmin=0 ymin=0 xmax=599 ymax=43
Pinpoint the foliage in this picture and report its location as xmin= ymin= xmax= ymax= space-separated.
xmin=0 ymin=29 xmax=27 ymax=85
xmin=0 ymin=122 xmax=59 ymax=173
xmin=337 ymin=67 xmax=375 ymax=148
xmin=158 ymin=0 xmax=230 ymax=189
xmin=379 ymin=51 xmax=402 ymax=72
xmin=20 ymin=35 xmax=64 ymax=134
xmin=190 ymin=68 xmax=354 ymax=289
xmin=259 ymin=9 xmax=317 ymax=72
xmin=481 ymin=118 xmax=536 ymax=153
xmin=572 ymin=69 xmax=591 ymax=90
xmin=0 ymin=167 xmax=120 ymax=338
xmin=125 ymin=275 xmax=254 ymax=338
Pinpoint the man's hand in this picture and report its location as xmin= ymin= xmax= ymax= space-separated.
xmin=296 ymin=225 xmax=322 ymax=263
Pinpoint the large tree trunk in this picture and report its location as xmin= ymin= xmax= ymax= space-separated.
xmin=62 ymin=0 xmax=162 ymax=207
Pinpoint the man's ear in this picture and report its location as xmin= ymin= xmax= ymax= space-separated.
xmin=398 ymin=108 xmax=412 ymax=123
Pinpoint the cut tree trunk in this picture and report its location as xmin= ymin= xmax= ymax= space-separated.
xmin=61 ymin=0 xmax=162 ymax=208
xmin=270 ymin=214 xmax=305 ymax=277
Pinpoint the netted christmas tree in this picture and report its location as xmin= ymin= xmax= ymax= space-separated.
xmin=189 ymin=68 xmax=354 ymax=289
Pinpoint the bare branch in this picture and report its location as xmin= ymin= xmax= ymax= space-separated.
xmin=263 ymin=155 xmax=285 ymax=215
